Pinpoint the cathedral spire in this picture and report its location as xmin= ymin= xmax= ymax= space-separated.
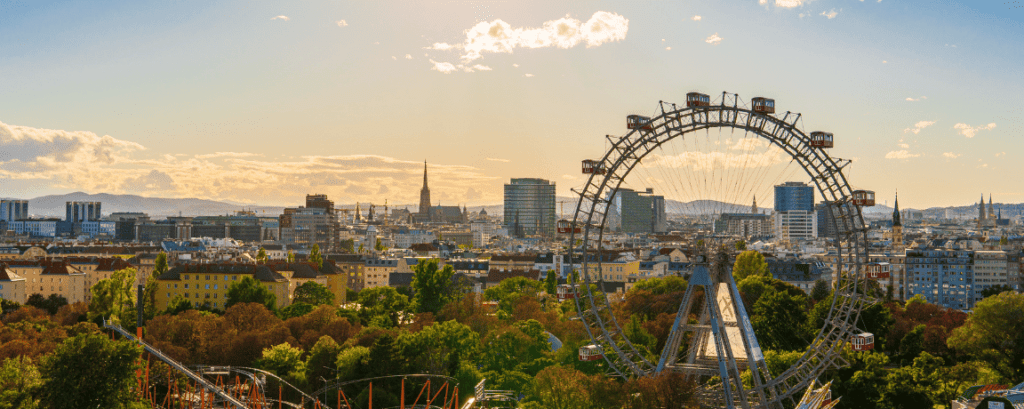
xmin=423 ymin=160 xmax=428 ymax=188
xmin=892 ymin=191 xmax=901 ymax=227
xmin=752 ymin=195 xmax=758 ymax=214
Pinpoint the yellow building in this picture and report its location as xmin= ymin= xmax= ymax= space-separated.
xmin=66 ymin=257 xmax=136 ymax=304
xmin=266 ymin=262 xmax=330 ymax=305
xmin=0 ymin=264 xmax=27 ymax=304
xmin=585 ymin=259 xmax=641 ymax=294
xmin=327 ymin=254 xmax=366 ymax=293
xmin=154 ymin=263 xmax=289 ymax=311
xmin=364 ymin=258 xmax=398 ymax=289
xmin=320 ymin=261 xmax=348 ymax=305
xmin=5 ymin=259 xmax=87 ymax=303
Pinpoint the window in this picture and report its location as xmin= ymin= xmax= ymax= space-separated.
xmin=185 ymin=293 xmax=190 ymax=298
xmin=205 ymin=275 xmax=210 ymax=280
xmin=205 ymin=284 xmax=210 ymax=290
xmin=214 ymin=284 xmax=218 ymax=290
xmin=185 ymin=284 xmax=189 ymax=289
xmin=183 ymin=275 xmax=189 ymax=280
xmin=167 ymin=293 xmax=171 ymax=298
xmin=233 ymin=276 xmax=237 ymax=280
xmin=167 ymin=284 xmax=170 ymax=289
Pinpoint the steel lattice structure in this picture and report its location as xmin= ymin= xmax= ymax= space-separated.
xmin=568 ymin=93 xmax=871 ymax=409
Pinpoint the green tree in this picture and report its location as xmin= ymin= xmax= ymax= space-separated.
xmin=624 ymin=315 xmax=656 ymax=356
xmin=480 ymin=319 xmax=550 ymax=374
xmin=898 ymin=324 xmax=926 ymax=364
xmin=225 ymin=276 xmax=277 ymax=312
xmin=38 ymin=333 xmax=142 ymax=409
xmin=810 ymin=280 xmax=830 ymax=302
xmin=335 ymin=346 xmax=371 ymax=382
xmin=292 ymin=281 xmax=334 ymax=306
xmin=143 ymin=252 xmax=169 ymax=319
xmin=259 ymin=343 xmax=305 ymax=376
xmin=980 ymin=284 xmax=1014 ymax=299
xmin=0 ymin=356 xmax=41 ymax=408
xmin=375 ymin=238 xmax=384 ymax=252
xmin=877 ymin=366 xmax=933 ymax=409
xmin=1000 ymin=236 xmax=1008 ymax=246
xmin=305 ymin=336 xmax=342 ymax=390
xmin=309 ymin=244 xmax=323 ymax=269
xmin=357 ymin=286 xmax=410 ymax=328
xmin=630 ymin=276 xmax=688 ymax=296
xmin=751 ymin=290 xmax=809 ymax=351
xmin=545 ymin=270 xmax=558 ymax=295
xmin=278 ymin=302 xmax=315 ymax=319
xmin=163 ymin=295 xmax=193 ymax=315
xmin=26 ymin=293 xmax=67 ymax=315
xmin=411 ymin=259 xmax=458 ymax=314
xmin=89 ymin=267 xmax=138 ymax=325
xmin=948 ymin=291 xmax=1024 ymax=381
xmin=287 ymin=250 xmax=295 ymax=263
xmin=339 ymin=239 xmax=355 ymax=253
xmin=398 ymin=320 xmax=480 ymax=375
xmin=256 ymin=247 xmax=268 ymax=263
xmin=732 ymin=250 xmax=769 ymax=281
xmin=735 ymin=240 xmax=746 ymax=251
xmin=484 ymin=276 xmax=543 ymax=315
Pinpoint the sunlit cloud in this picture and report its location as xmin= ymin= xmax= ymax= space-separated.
xmin=885 ymin=150 xmax=921 ymax=159
xmin=905 ymin=96 xmax=927 ymax=102
xmin=763 ymin=0 xmax=806 ymax=8
xmin=954 ymin=122 xmax=996 ymax=138
xmin=436 ymin=11 xmax=628 ymax=64
xmin=821 ymin=9 xmax=838 ymax=19
xmin=405 ymin=54 xmax=413 ymax=59
xmin=942 ymin=152 xmax=961 ymax=159
xmin=705 ymin=33 xmax=723 ymax=45
xmin=692 ymin=15 xmax=702 ymax=21
xmin=995 ymin=152 xmax=1006 ymax=157
xmin=898 ymin=143 xmax=910 ymax=149
xmin=903 ymin=120 xmax=935 ymax=134
xmin=472 ymin=64 xmax=492 ymax=71
xmin=336 ymin=20 xmax=348 ymax=27
xmin=0 ymin=121 xmax=501 ymax=205
xmin=486 ymin=157 xmax=510 ymax=162
xmin=271 ymin=15 xmax=289 ymax=21
xmin=430 ymin=60 xmax=458 ymax=74
xmin=524 ymin=73 xmax=534 ymax=77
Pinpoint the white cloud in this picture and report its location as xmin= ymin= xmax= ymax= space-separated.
xmin=524 ymin=73 xmax=534 ymax=77
xmin=995 ymin=152 xmax=1006 ymax=157
xmin=392 ymin=56 xmax=397 ymax=60
xmin=903 ymin=120 xmax=936 ymax=134
xmin=425 ymin=42 xmax=456 ymax=50
xmin=898 ymin=143 xmax=910 ymax=149
xmin=905 ymin=96 xmax=928 ymax=102
xmin=775 ymin=0 xmax=806 ymax=8
xmin=882 ymin=60 xmax=887 ymax=63
xmin=954 ymin=122 xmax=997 ymax=138
xmin=271 ymin=15 xmax=289 ymax=21
xmin=562 ymin=174 xmax=577 ymax=180
xmin=486 ymin=157 xmax=510 ymax=162
xmin=885 ymin=150 xmax=921 ymax=159
xmin=665 ymin=47 xmax=672 ymax=50
xmin=943 ymin=152 xmax=961 ymax=159
xmin=195 ymin=152 xmax=261 ymax=159
xmin=692 ymin=15 xmax=702 ymax=21
xmin=0 ymin=121 xmax=503 ymax=204
xmin=429 ymin=60 xmax=458 ymax=74
xmin=821 ymin=9 xmax=838 ymax=19
xmin=448 ymin=11 xmax=628 ymax=63
xmin=705 ymin=33 xmax=723 ymax=45
xmin=336 ymin=20 xmax=348 ymax=27
xmin=472 ymin=64 xmax=492 ymax=71
xmin=512 ymin=64 xmax=519 ymax=68
xmin=405 ymin=54 xmax=412 ymax=59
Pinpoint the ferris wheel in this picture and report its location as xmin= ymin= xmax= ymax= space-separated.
xmin=567 ymin=92 xmax=875 ymax=409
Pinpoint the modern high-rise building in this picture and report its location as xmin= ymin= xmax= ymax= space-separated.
xmin=608 ymin=188 xmax=667 ymax=233
xmin=774 ymin=182 xmax=814 ymax=212
xmin=65 ymin=201 xmax=102 ymax=223
xmin=0 ymin=200 xmax=28 ymax=221
xmin=504 ymin=178 xmax=556 ymax=237
xmin=815 ymin=202 xmax=837 ymax=238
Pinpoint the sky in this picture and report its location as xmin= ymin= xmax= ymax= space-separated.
xmin=0 ymin=0 xmax=1022 ymax=210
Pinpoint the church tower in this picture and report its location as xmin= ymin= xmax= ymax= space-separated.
xmin=892 ymin=191 xmax=904 ymax=253
xmin=978 ymin=193 xmax=986 ymax=229
xmin=752 ymin=195 xmax=758 ymax=214
xmin=988 ymin=194 xmax=995 ymax=222
xmin=419 ymin=161 xmax=432 ymax=221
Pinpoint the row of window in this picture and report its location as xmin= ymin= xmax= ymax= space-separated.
xmin=168 ymin=283 xmax=223 ymax=290
xmin=182 ymin=274 xmax=239 ymax=281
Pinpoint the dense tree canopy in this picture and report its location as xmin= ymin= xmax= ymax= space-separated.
xmin=948 ymin=291 xmax=1024 ymax=381
xmin=732 ymin=250 xmax=769 ymax=281
xmin=225 ymin=276 xmax=277 ymax=312
xmin=292 ymin=281 xmax=334 ymax=306
xmin=37 ymin=333 xmax=142 ymax=409
xmin=411 ymin=259 xmax=459 ymax=314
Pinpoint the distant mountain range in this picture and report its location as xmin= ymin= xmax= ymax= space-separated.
xmin=23 ymin=192 xmax=283 ymax=218
xmin=13 ymin=192 xmax=1022 ymax=220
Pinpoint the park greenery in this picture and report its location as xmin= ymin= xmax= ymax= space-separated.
xmin=0 ymin=257 xmax=1023 ymax=408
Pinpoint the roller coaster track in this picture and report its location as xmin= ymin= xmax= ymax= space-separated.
xmin=103 ymin=318 xmax=249 ymax=409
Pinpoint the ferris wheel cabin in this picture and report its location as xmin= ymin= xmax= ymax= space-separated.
xmin=865 ymin=262 xmax=891 ymax=280
xmin=851 ymin=333 xmax=875 ymax=351
xmin=579 ymin=344 xmax=603 ymax=361
xmin=751 ymin=97 xmax=776 ymax=114
xmin=852 ymin=190 xmax=876 ymax=206
xmin=626 ymin=115 xmax=654 ymax=130
xmin=582 ymin=159 xmax=606 ymax=175
xmin=557 ymin=220 xmax=581 ymax=234
xmin=687 ymin=92 xmax=711 ymax=107
xmin=810 ymin=131 xmax=834 ymax=148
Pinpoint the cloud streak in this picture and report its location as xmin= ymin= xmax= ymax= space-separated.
xmin=271 ymin=15 xmax=289 ymax=21
xmin=954 ymin=122 xmax=996 ymax=138
xmin=903 ymin=120 xmax=935 ymax=134
xmin=0 ymin=121 xmax=501 ymax=205
xmin=705 ymin=33 xmax=723 ymax=45
xmin=885 ymin=150 xmax=920 ymax=159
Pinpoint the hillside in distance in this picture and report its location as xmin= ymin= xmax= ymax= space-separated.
xmin=26 ymin=192 xmax=283 ymax=218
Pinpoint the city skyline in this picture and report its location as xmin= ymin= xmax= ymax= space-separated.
xmin=2 ymin=1 xmax=1022 ymax=208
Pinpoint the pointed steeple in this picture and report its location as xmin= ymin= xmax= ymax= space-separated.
xmin=752 ymin=195 xmax=758 ymax=214
xmin=423 ymin=160 xmax=428 ymax=188
xmin=892 ymin=191 xmax=901 ymax=227
xmin=980 ymin=193 xmax=986 ymax=221
xmin=989 ymin=194 xmax=995 ymax=221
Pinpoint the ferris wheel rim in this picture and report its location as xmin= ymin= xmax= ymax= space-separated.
xmin=567 ymin=94 xmax=872 ymax=405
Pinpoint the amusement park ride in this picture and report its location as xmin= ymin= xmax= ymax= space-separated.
xmin=568 ymin=92 xmax=878 ymax=408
